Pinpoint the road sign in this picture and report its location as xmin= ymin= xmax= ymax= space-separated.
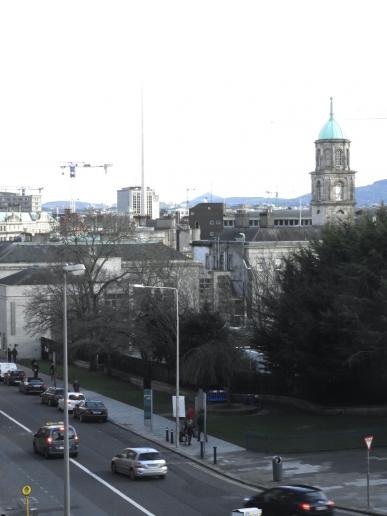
xmin=22 ymin=484 xmax=32 ymax=496
xmin=364 ymin=436 xmax=374 ymax=450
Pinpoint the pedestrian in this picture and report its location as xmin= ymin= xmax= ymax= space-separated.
xmin=186 ymin=404 xmax=195 ymax=421
xmin=11 ymin=346 xmax=18 ymax=363
xmin=184 ymin=418 xmax=195 ymax=445
xmin=7 ymin=347 xmax=12 ymax=362
xmin=72 ymin=379 xmax=80 ymax=392
xmin=50 ymin=361 xmax=55 ymax=382
xmin=32 ymin=361 xmax=39 ymax=379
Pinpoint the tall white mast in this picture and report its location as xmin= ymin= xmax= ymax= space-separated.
xmin=140 ymin=89 xmax=146 ymax=217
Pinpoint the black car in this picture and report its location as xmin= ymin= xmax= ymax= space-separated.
xmin=73 ymin=400 xmax=108 ymax=422
xmin=41 ymin=387 xmax=65 ymax=407
xmin=4 ymin=369 xmax=25 ymax=386
xmin=19 ymin=377 xmax=47 ymax=394
xmin=33 ymin=421 xmax=79 ymax=458
xmin=244 ymin=485 xmax=335 ymax=515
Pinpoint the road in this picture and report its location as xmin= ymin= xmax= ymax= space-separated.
xmin=0 ymin=383 xmax=254 ymax=515
xmin=0 ymin=383 xmax=354 ymax=515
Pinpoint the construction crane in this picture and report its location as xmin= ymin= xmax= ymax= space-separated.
xmin=60 ymin=161 xmax=113 ymax=212
xmin=60 ymin=162 xmax=113 ymax=178
xmin=0 ymin=186 xmax=44 ymax=194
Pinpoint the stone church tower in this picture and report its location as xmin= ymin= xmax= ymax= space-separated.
xmin=311 ymin=98 xmax=356 ymax=225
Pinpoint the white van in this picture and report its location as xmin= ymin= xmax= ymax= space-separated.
xmin=0 ymin=362 xmax=17 ymax=381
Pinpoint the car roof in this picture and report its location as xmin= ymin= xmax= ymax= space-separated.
xmin=276 ymin=485 xmax=322 ymax=494
xmin=125 ymin=447 xmax=159 ymax=454
xmin=67 ymin=392 xmax=84 ymax=396
xmin=26 ymin=377 xmax=43 ymax=380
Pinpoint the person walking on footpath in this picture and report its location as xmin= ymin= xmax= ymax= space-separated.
xmin=7 ymin=347 xmax=12 ymax=362
xmin=72 ymin=379 xmax=80 ymax=392
xmin=50 ymin=361 xmax=56 ymax=385
xmin=31 ymin=359 xmax=39 ymax=378
xmin=11 ymin=346 xmax=18 ymax=363
xmin=185 ymin=418 xmax=195 ymax=445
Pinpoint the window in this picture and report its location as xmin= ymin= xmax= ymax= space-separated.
xmin=316 ymin=180 xmax=322 ymax=201
xmin=335 ymin=149 xmax=343 ymax=167
xmin=209 ymin=220 xmax=214 ymax=225
xmin=324 ymin=148 xmax=331 ymax=165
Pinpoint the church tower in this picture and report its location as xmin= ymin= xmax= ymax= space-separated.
xmin=311 ymin=98 xmax=356 ymax=225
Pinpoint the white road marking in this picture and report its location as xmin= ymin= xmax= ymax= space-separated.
xmin=0 ymin=409 xmax=155 ymax=515
xmin=72 ymin=459 xmax=155 ymax=515
xmin=0 ymin=410 xmax=33 ymax=433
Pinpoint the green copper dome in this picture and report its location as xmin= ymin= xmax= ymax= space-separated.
xmin=318 ymin=98 xmax=344 ymax=140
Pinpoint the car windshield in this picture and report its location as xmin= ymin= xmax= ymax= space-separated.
xmin=86 ymin=401 xmax=104 ymax=408
xmin=138 ymin=452 xmax=161 ymax=461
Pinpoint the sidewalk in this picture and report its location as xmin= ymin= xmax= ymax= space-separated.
xmin=24 ymin=367 xmax=387 ymax=515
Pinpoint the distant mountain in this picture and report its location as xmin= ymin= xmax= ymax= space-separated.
xmin=43 ymin=180 xmax=387 ymax=213
xmin=188 ymin=180 xmax=387 ymax=208
xmin=42 ymin=201 xmax=109 ymax=212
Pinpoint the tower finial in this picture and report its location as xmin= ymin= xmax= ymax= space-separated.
xmin=330 ymin=97 xmax=334 ymax=119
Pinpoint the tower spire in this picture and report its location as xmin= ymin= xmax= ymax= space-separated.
xmin=329 ymin=96 xmax=334 ymax=120
xmin=140 ymin=88 xmax=146 ymax=218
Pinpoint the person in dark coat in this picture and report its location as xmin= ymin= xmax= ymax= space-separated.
xmin=184 ymin=419 xmax=195 ymax=445
xmin=11 ymin=346 xmax=18 ymax=363
xmin=32 ymin=360 xmax=39 ymax=378
xmin=197 ymin=409 xmax=204 ymax=441
xmin=72 ymin=379 xmax=80 ymax=392
xmin=7 ymin=347 xmax=12 ymax=361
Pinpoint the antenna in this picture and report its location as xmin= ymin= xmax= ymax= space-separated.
xmin=140 ymin=88 xmax=146 ymax=217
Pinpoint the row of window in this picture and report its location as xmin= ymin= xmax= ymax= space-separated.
xmin=273 ymin=219 xmax=312 ymax=226
xmin=316 ymin=148 xmax=350 ymax=168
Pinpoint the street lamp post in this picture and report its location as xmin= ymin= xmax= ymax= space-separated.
xmin=133 ymin=284 xmax=180 ymax=448
xmin=63 ymin=263 xmax=85 ymax=516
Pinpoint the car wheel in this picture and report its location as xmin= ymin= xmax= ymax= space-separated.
xmin=159 ymin=475 xmax=166 ymax=479
xmin=33 ymin=442 xmax=37 ymax=454
xmin=129 ymin=469 xmax=136 ymax=481
xmin=70 ymin=453 xmax=78 ymax=458
xmin=80 ymin=414 xmax=84 ymax=423
xmin=48 ymin=399 xmax=52 ymax=406
xmin=44 ymin=448 xmax=50 ymax=459
xmin=41 ymin=397 xmax=44 ymax=404
xmin=102 ymin=417 xmax=107 ymax=423
xmin=58 ymin=406 xmax=62 ymax=412
xmin=111 ymin=462 xmax=117 ymax=474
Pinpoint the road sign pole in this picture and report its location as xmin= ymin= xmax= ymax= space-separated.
xmin=364 ymin=435 xmax=373 ymax=508
xmin=367 ymin=447 xmax=370 ymax=507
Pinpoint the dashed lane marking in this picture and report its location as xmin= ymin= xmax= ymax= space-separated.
xmin=0 ymin=409 xmax=155 ymax=516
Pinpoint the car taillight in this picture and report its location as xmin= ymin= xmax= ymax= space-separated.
xmin=46 ymin=437 xmax=53 ymax=444
xmin=299 ymin=502 xmax=311 ymax=511
xmin=327 ymin=500 xmax=335 ymax=507
xmin=74 ymin=435 xmax=79 ymax=442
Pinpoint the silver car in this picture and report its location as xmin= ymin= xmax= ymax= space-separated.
xmin=111 ymin=447 xmax=167 ymax=479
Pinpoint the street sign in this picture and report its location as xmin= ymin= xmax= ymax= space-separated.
xmin=364 ymin=436 xmax=374 ymax=450
xmin=22 ymin=485 xmax=31 ymax=496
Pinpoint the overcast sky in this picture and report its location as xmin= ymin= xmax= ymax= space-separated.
xmin=1 ymin=0 xmax=386 ymax=207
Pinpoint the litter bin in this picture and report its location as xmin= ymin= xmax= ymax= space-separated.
xmin=272 ymin=455 xmax=283 ymax=481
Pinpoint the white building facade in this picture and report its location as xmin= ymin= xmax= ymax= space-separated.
xmin=117 ymin=186 xmax=160 ymax=220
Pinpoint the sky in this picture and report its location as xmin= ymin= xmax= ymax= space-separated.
xmin=0 ymin=0 xmax=387 ymax=207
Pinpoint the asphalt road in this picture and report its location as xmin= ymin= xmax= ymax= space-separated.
xmin=0 ymin=383 xmax=256 ymax=515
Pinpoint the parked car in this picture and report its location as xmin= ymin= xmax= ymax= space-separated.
xmin=73 ymin=400 xmax=108 ymax=422
xmin=0 ymin=362 xmax=17 ymax=381
xmin=33 ymin=421 xmax=79 ymax=458
xmin=57 ymin=392 xmax=86 ymax=412
xmin=41 ymin=387 xmax=64 ymax=407
xmin=244 ymin=485 xmax=335 ymax=515
xmin=4 ymin=369 xmax=25 ymax=386
xmin=111 ymin=447 xmax=167 ymax=479
xmin=19 ymin=377 xmax=47 ymax=394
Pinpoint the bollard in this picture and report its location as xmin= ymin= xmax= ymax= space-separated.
xmin=213 ymin=446 xmax=217 ymax=464
xmin=170 ymin=429 xmax=174 ymax=445
xmin=200 ymin=441 xmax=204 ymax=459
xmin=166 ymin=428 xmax=169 ymax=442
xmin=272 ymin=455 xmax=283 ymax=481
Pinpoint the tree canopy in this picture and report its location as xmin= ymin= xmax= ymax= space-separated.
xmin=254 ymin=207 xmax=387 ymax=403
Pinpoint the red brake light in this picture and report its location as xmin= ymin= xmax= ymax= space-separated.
xmin=300 ymin=502 xmax=311 ymax=511
xmin=46 ymin=437 xmax=53 ymax=444
xmin=327 ymin=500 xmax=335 ymax=507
